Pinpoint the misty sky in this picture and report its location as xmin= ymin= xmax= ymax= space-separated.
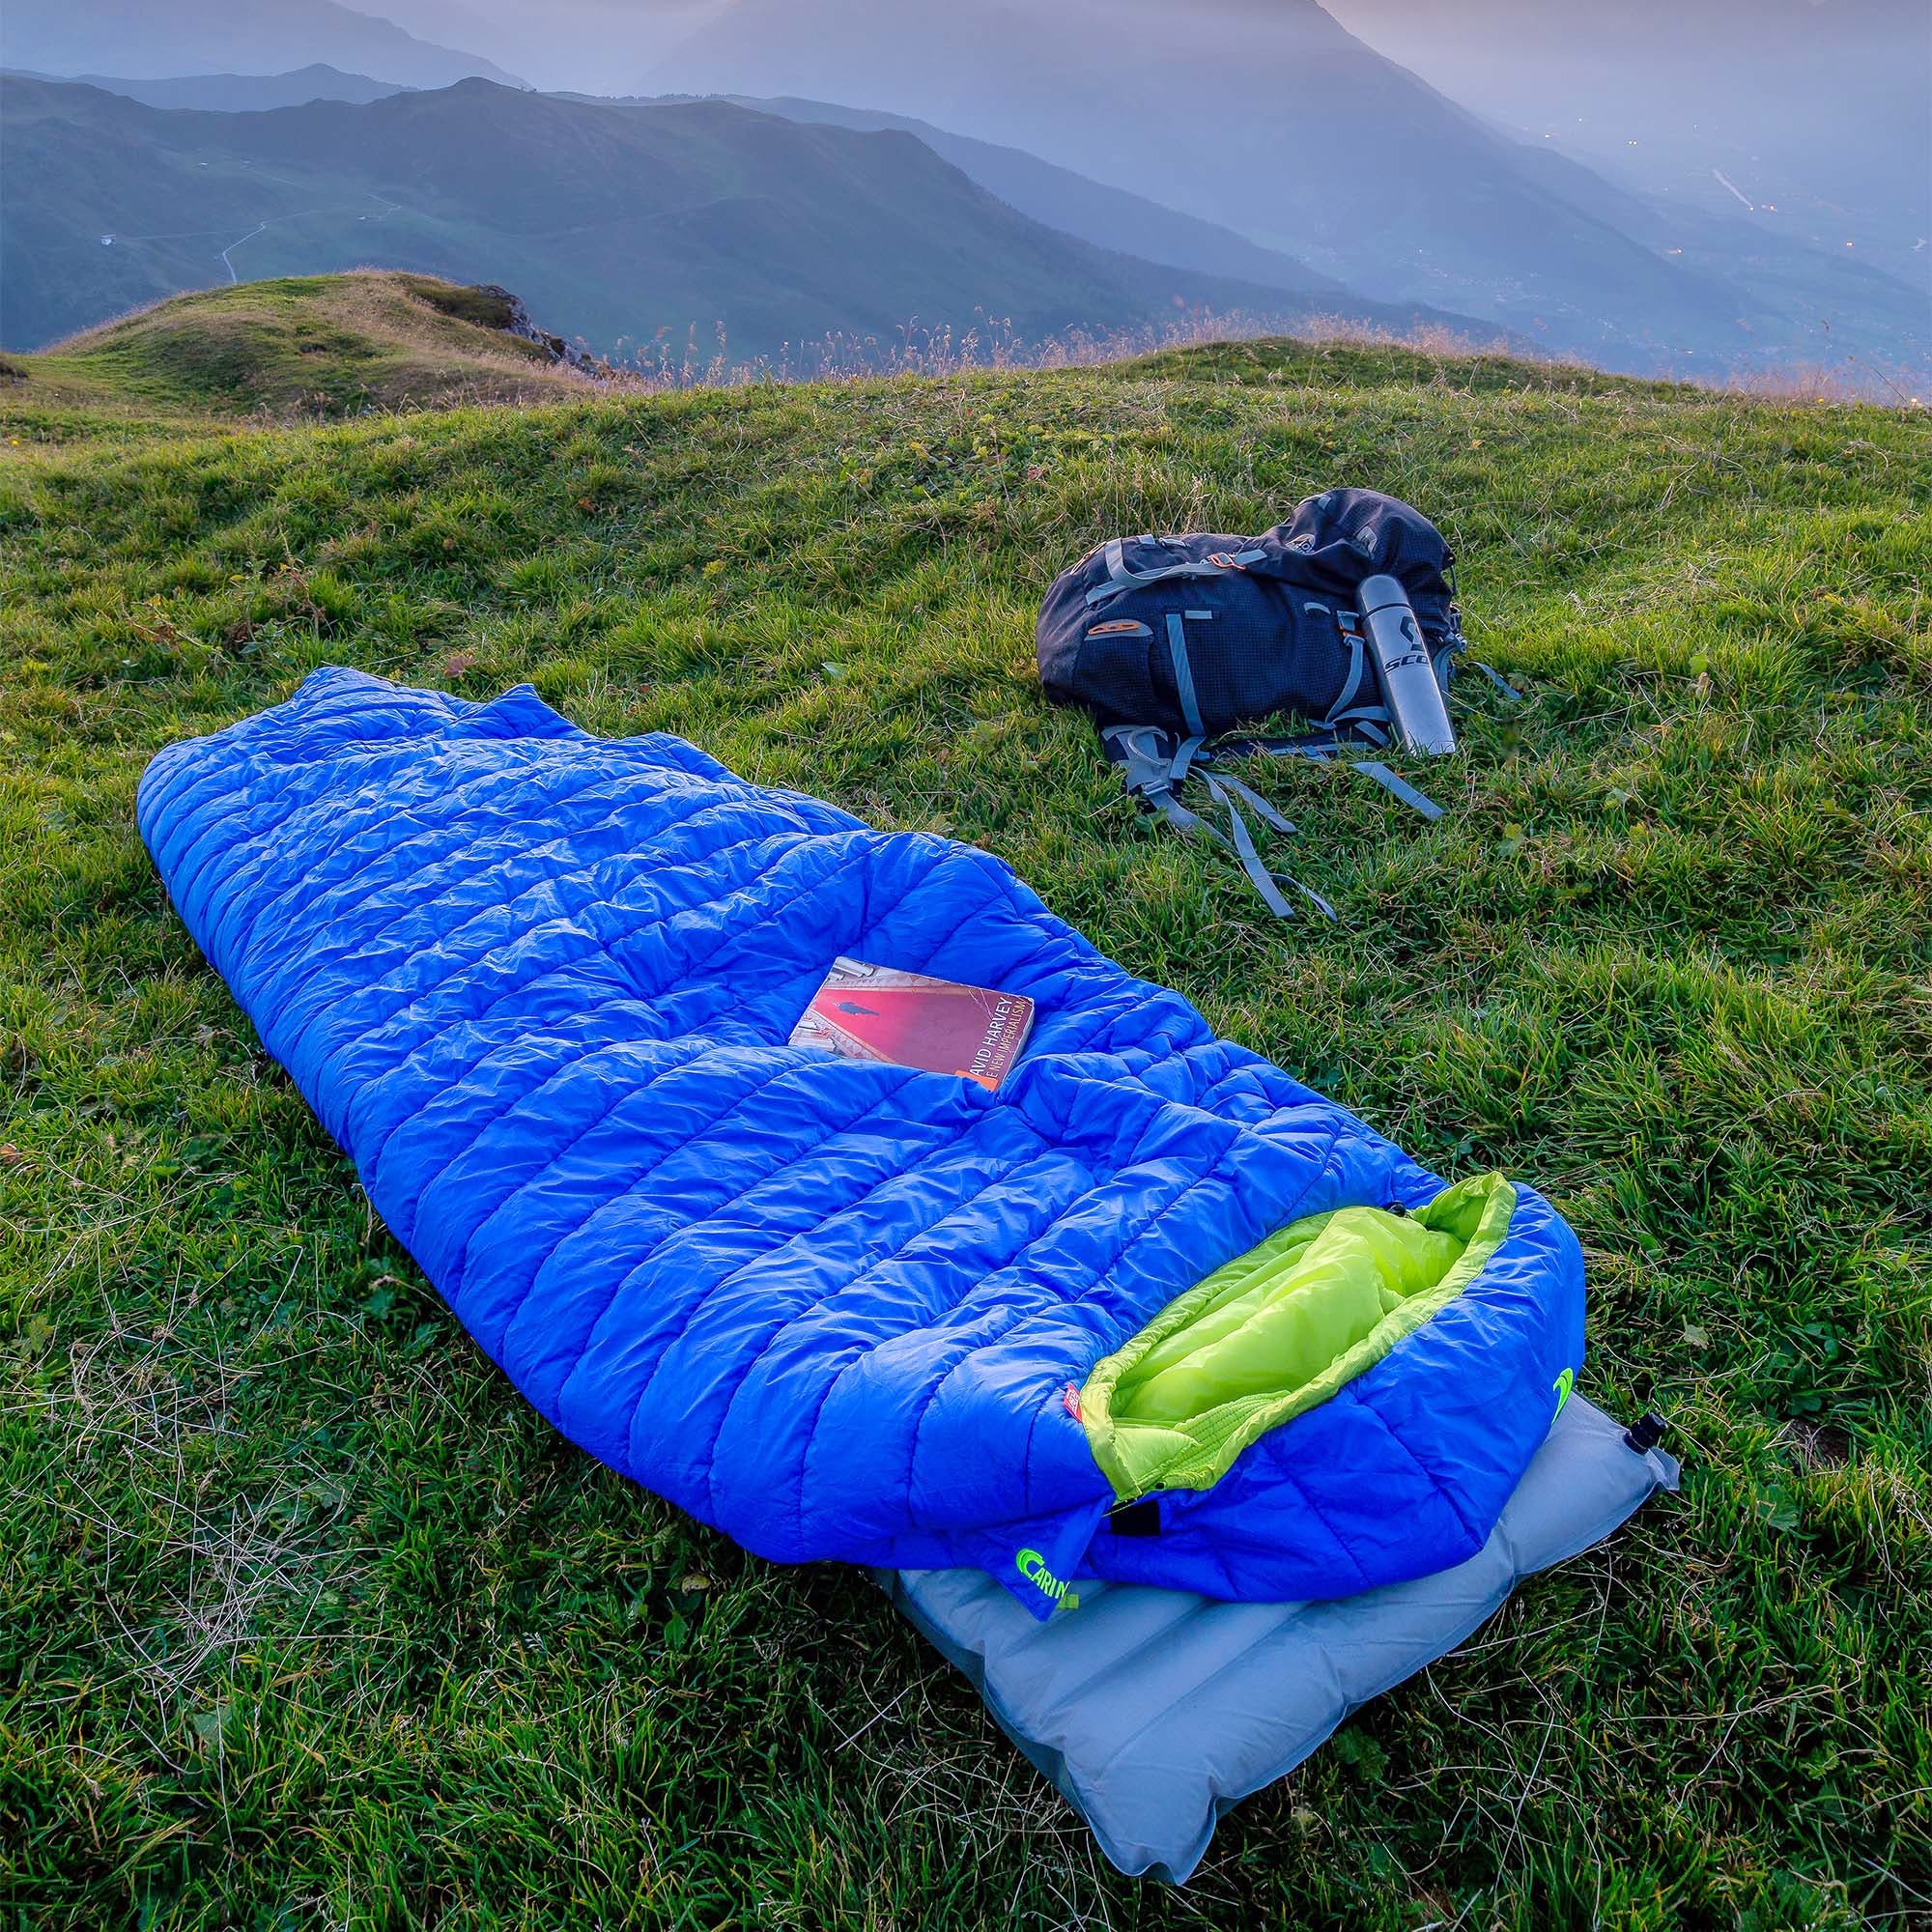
xmin=375 ymin=0 xmax=1928 ymax=98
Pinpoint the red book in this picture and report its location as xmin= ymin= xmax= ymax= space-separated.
xmin=790 ymin=956 xmax=1035 ymax=1091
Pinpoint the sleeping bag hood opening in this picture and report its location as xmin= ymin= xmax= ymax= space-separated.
xmin=1081 ymin=1173 xmax=1520 ymax=1502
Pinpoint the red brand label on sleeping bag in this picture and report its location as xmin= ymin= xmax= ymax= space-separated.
xmin=790 ymin=956 xmax=1035 ymax=1092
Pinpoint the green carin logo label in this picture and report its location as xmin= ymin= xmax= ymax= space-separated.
xmin=1552 ymin=1366 xmax=1576 ymax=1416
xmin=1015 ymin=1548 xmax=1079 ymax=1612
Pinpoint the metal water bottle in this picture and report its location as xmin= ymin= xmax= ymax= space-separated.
xmin=1359 ymin=574 xmax=1456 ymax=756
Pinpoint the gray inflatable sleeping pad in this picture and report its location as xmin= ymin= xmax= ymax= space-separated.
xmin=875 ymin=1394 xmax=1677 ymax=1883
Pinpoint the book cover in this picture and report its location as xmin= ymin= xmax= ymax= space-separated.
xmin=789 ymin=956 xmax=1035 ymax=1091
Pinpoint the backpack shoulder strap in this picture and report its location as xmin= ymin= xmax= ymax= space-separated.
xmin=1103 ymin=724 xmax=1213 ymax=838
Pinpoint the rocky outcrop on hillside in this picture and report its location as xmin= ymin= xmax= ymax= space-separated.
xmin=475 ymin=285 xmax=602 ymax=375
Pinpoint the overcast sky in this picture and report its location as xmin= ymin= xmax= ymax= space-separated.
xmin=374 ymin=0 xmax=710 ymax=87
xmin=372 ymin=0 xmax=1925 ymax=95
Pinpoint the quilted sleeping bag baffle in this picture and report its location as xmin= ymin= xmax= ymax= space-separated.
xmin=138 ymin=668 xmax=1586 ymax=1618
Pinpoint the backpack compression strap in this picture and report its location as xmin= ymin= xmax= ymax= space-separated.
xmin=1091 ymin=600 xmax=1520 ymax=906
xmin=1084 ymin=540 xmax=1269 ymax=607
xmin=1102 ymin=725 xmax=1336 ymax=922
xmin=1215 ymin=601 xmax=1448 ymax=818
xmin=1151 ymin=599 xmax=1448 ymax=825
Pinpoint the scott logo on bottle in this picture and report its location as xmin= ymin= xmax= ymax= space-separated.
xmin=1361 ymin=573 xmax=1457 ymax=757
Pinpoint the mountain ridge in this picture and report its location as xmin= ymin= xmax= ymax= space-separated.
xmin=19 ymin=63 xmax=413 ymax=111
xmin=0 ymin=0 xmax=521 ymax=89
xmin=587 ymin=91 xmax=1352 ymax=303
xmin=1326 ymin=0 xmax=1928 ymax=272
xmin=640 ymin=0 xmax=1928 ymax=380
xmin=1 ymin=75 xmax=1498 ymax=361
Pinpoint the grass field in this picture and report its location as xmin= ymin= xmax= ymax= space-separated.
xmin=2 ymin=297 xmax=1928 ymax=1928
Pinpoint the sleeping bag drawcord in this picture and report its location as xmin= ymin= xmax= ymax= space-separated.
xmin=1106 ymin=1498 xmax=1162 ymax=1538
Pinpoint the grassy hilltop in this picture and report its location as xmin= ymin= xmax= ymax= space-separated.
xmin=0 ymin=272 xmax=596 ymax=429
xmin=2 ymin=278 xmax=1927 ymax=1930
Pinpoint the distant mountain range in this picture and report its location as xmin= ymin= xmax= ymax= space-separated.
xmin=1326 ymin=0 xmax=1929 ymax=277
xmin=14 ymin=64 xmax=412 ymax=112
xmin=600 ymin=93 xmax=1355 ymax=306
xmin=1 ymin=75 xmax=1484 ymax=358
xmin=0 ymin=0 xmax=519 ymax=90
xmin=6 ymin=0 xmax=1923 ymax=385
xmin=643 ymin=0 xmax=1929 ymax=380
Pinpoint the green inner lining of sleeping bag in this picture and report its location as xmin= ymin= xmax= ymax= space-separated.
xmin=1082 ymin=1172 xmax=1519 ymax=1501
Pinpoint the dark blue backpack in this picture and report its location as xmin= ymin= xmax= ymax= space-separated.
xmin=1037 ymin=488 xmax=1510 ymax=918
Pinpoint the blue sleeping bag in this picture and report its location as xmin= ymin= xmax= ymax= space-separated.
xmin=139 ymin=668 xmax=1585 ymax=1618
